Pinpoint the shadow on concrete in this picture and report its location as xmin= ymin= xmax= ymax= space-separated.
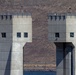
xmin=4 ymin=46 xmax=12 ymax=75
xmin=55 ymin=42 xmax=74 ymax=75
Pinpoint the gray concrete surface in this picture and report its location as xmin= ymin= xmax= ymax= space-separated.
xmin=48 ymin=13 xmax=75 ymax=75
xmin=0 ymin=13 xmax=32 ymax=75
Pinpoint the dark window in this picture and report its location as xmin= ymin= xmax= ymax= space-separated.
xmin=70 ymin=32 xmax=74 ymax=37
xmin=55 ymin=16 xmax=57 ymax=20
xmin=63 ymin=16 xmax=65 ymax=20
xmin=1 ymin=33 xmax=6 ymax=38
xmin=10 ymin=15 xmax=12 ymax=19
xmin=5 ymin=15 xmax=8 ymax=19
xmin=59 ymin=16 xmax=61 ymax=20
xmin=50 ymin=16 xmax=53 ymax=20
xmin=24 ymin=32 xmax=28 ymax=37
xmin=55 ymin=33 xmax=59 ymax=37
xmin=17 ymin=32 xmax=21 ymax=38
xmin=1 ymin=15 xmax=3 ymax=20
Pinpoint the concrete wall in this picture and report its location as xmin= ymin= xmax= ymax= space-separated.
xmin=56 ymin=43 xmax=64 ymax=75
xmin=48 ymin=14 xmax=66 ymax=42
xmin=12 ymin=15 xmax=32 ymax=43
xmin=66 ymin=15 xmax=76 ymax=42
xmin=0 ymin=15 xmax=12 ymax=75
xmin=11 ymin=14 xmax=32 ymax=75
xmin=48 ymin=13 xmax=76 ymax=43
xmin=0 ymin=15 xmax=12 ymax=42
xmin=0 ymin=14 xmax=32 ymax=75
xmin=48 ymin=13 xmax=76 ymax=75
xmin=65 ymin=16 xmax=76 ymax=75
xmin=55 ymin=43 xmax=73 ymax=75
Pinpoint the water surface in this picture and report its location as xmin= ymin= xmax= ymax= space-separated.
xmin=24 ymin=71 xmax=56 ymax=75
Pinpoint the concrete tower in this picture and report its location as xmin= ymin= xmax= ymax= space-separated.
xmin=0 ymin=13 xmax=32 ymax=75
xmin=48 ymin=13 xmax=76 ymax=75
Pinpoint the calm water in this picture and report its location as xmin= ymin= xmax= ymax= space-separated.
xmin=24 ymin=71 xmax=56 ymax=75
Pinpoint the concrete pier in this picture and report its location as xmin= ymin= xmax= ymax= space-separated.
xmin=48 ymin=13 xmax=76 ymax=75
xmin=56 ymin=43 xmax=73 ymax=75
xmin=56 ymin=43 xmax=64 ymax=75
xmin=10 ymin=43 xmax=25 ymax=75
xmin=0 ymin=13 xmax=32 ymax=75
xmin=68 ymin=48 xmax=71 ymax=75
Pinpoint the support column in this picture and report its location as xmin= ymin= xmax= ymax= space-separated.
xmin=63 ymin=43 xmax=66 ymax=75
xmin=56 ymin=43 xmax=73 ymax=75
xmin=0 ymin=43 xmax=12 ymax=75
xmin=74 ymin=46 xmax=76 ymax=75
xmin=65 ymin=46 xmax=72 ymax=75
xmin=56 ymin=43 xmax=64 ymax=75
xmin=69 ymin=48 xmax=71 ymax=75
xmin=73 ymin=47 xmax=75 ymax=75
xmin=10 ymin=42 xmax=25 ymax=75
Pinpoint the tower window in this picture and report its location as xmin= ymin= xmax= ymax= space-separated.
xmin=70 ymin=32 xmax=74 ymax=37
xmin=24 ymin=32 xmax=28 ymax=37
xmin=1 ymin=33 xmax=6 ymax=38
xmin=1 ymin=15 xmax=3 ymax=20
xmin=17 ymin=32 xmax=21 ymax=38
xmin=10 ymin=15 xmax=12 ymax=19
xmin=55 ymin=33 xmax=59 ymax=37
xmin=50 ymin=16 xmax=53 ymax=20
xmin=5 ymin=15 xmax=8 ymax=19
xmin=59 ymin=16 xmax=61 ymax=20
xmin=55 ymin=16 xmax=57 ymax=20
xmin=63 ymin=16 xmax=65 ymax=20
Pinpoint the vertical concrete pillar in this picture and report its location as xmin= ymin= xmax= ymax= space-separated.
xmin=65 ymin=46 xmax=72 ymax=75
xmin=56 ymin=43 xmax=64 ymax=75
xmin=56 ymin=43 xmax=73 ymax=75
xmin=63 ymin=43 xmax=66 ymax=75
xmin=74 ymin=45 xmax=76 ymax=75
xmin=69 ymin=48 xmax=71 ymax=75
xmin=0 ymin=43 xmax=12 ymax=75
xmin=10 ymin=42 xmax=25 ymax=75
xmin=72 ymin=45 xmax=76 ymax=75
xmin=73 ymin=47 xmax=75 ymax=75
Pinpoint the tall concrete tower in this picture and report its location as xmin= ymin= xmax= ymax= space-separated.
xmin=48 ymin=13 xmax=76 ymax=75
xmin=0 ymin=13 xmax=32 ymax=75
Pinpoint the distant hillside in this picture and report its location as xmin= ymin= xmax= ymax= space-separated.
xmin=0 ymin=0 xmax=76 ymax=70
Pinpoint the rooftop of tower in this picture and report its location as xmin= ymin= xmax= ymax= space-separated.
xmin=0 ymin=12 xmax=32 ymax=16
xmin=48 ymin=13 xmax=76 ymax=16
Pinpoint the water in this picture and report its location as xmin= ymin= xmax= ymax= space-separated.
xmin=24 ymin=71 xmax=56 ymax=75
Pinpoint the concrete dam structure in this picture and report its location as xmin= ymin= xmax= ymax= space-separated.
xmin=48 ymin=13 xmax=76 ymax=75
xmin=0 ymin=13 xmax=32 ymax=75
